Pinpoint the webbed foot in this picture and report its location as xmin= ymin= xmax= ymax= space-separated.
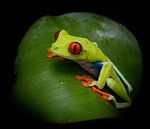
xmin=47 ymin=53 xmax=57 ymax=58
xmin=47 ymin=48 xmax=57 ymax=58
xmin=47 ymin=48 xmax=66 ymax=61
xmin=76 ymin=74 xmax=96 ymax=87
xmin=92 ymin=86 xmax=111 ymax=101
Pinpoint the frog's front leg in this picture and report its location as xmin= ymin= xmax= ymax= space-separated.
xmin=76 ymin=74 xmax=95 ymax=87
xmin=76 ymin=62 xmax=112 ymax=88
xmin=96 ymin=62 xmax=113 ymax=89
xmin=76 ymin=62 xmax=113 ymax=101
xmin=76 ymin=62 xmax=113 ymax=99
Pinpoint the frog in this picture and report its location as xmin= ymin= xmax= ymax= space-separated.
xmin=47 ymin=30 xmax=133 ymax=108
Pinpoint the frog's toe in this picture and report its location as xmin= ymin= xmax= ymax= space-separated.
xmin=47 ymin=53 xmax=57 ymax=58
xmin=76 ymin=74 xmax=94 ymax=81
xmin=92 ymin=86 xmax=111 ymax=101
xmin=82 ymin=80 xmax=93 ymax=87
xmin=60 ymin=57 xmax=67 ymax=61
xmin=47 ymin=48 xmax=51 ymax=52
xmin=76 ymin=74 xmax=96 ymax=87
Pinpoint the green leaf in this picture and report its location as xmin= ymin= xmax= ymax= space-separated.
xmin=12 ymin=12 xmax=142 ymax=123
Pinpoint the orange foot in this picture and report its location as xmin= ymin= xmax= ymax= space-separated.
xmin=47 ymin=48 xmax=66 ymax=61
xmin=92 ymin=86 xmax=111 ymax=101
xmin=47 ymin=53 xmax=57 ymax=58
xmin=47 ymin=48 xmax=51 ymax=53
xmin=76 ymin=74 xmax=95 ymax=87
xmin=47 ymin=48 xmax=57 ymax=58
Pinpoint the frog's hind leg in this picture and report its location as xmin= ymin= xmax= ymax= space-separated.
xmin=106 ymin=78 xmax=131 ymax=108
xmin=92 ymin=85 xmax=131 ymax=108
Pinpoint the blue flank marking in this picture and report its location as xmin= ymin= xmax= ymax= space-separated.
xmin=91 ymin=61 xmax=104 ymax=79
xmin=91 ymin=61 xmax=104 ymax=69
xmin=91 ymin=61 xmax=129 ymax=93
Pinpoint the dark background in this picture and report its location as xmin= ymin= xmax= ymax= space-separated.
xmin=1 ymin=0 xmax=149 ymax=128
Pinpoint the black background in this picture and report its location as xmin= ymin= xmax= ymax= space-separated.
xmin=1 ymin=0 xmax=149 ymax=128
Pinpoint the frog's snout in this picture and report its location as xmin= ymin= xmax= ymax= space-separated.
xmin=51 ymin=44 xmax=59 ymax=51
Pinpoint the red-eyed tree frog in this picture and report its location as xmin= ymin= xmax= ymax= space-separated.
xmin=47 ymin=30 xmax=133 ymax=108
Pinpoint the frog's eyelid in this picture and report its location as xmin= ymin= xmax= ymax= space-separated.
xmin=55 ymin=31 xmax=60 ymax=40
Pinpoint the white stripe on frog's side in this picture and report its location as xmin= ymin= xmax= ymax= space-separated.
xmin=106 ymin=57 xmax=133 ymax=93
xmin=113 ymin=64 xmax=133 ymax=93
xmin=76 ymin=61 xmax=98 ymax=77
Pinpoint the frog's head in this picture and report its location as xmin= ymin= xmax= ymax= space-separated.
xmin=50 ymin=30 xmax=102 ymax=62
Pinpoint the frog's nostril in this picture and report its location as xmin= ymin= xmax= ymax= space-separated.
xmin=52 ymin=44 xmax=58 ymax=50
xmin=55 ymin=46 xmax=58 ymax=49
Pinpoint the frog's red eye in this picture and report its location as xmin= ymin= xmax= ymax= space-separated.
xmin=68 ymin=42 xmax=82 ymax=55
xmin=55 ymin=31 xmax=60 ymax=40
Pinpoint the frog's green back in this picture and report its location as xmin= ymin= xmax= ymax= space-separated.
xmin=12 ymin=12 xmax=142 ymax=123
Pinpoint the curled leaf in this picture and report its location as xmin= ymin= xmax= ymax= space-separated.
xmin=12 ymin=13 xmax=142 ymax=123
